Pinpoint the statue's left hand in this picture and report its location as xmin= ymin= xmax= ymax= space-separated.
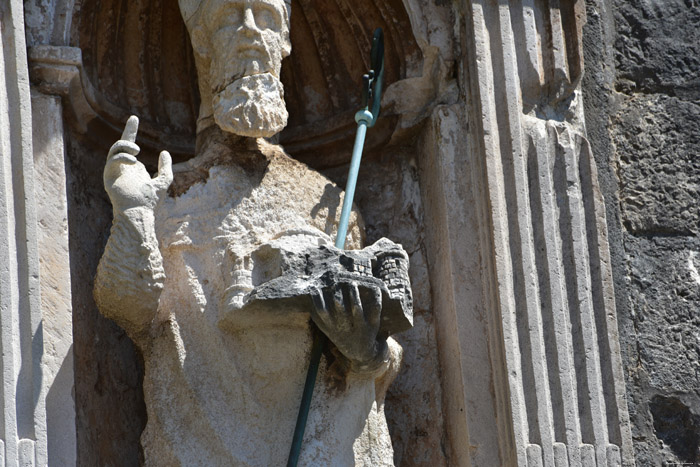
xmin=310 ymin=283 xmax=388 ymax=370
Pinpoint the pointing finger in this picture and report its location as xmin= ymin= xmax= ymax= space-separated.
xmin=121 ymin=115 xmax=139 ymax=143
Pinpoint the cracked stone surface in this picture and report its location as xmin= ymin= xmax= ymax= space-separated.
xmin=613 ymin=94 xmax=700 ymax=237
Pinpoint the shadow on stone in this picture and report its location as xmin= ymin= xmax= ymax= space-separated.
xmin=649 ymin=395 xmax=700 ymax=463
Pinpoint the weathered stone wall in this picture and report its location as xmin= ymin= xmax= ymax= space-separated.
xmin=2 ymin=1 xmax=78 ymax=463
xmin=583 ymin=0 xmax=700 ymax=464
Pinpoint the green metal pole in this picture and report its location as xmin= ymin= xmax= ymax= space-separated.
xmin=335 ymin=110 xmax=373 ymax=249
xmin=286 ymin=330 xmax=326 ymax=467
xmin=286 ymin=110 xmax=372 ymax=467
xmin=286 ymin=29 xmax=384 ymax=467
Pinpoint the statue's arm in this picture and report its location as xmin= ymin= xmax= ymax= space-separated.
xmin=93 ymin=116 xmax=173 ymax=339
xmin=94 ymin=207 xmax=166 ymax=337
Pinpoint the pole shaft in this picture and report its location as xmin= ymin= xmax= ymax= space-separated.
xmin=286 ymin=121 xmax=369 ymax=466
xmin=335 ymin=122 xmax=368 ymax=249
xmin=286 ymin=330 xmax=327 ymax=467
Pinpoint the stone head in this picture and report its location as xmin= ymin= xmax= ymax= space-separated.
xmin=179 ymin=0 xmax=292 ymax=137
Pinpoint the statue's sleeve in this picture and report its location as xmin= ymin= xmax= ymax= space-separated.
xmin=94 ymin=206 xmax=165 ymax=339
xmin=346 ymin=336 xmax=403 ymax=405
xmin=374 ymin=337 xmax=402 ymax=405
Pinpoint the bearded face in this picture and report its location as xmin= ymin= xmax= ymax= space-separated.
xmin=212 ymin=73 xmax=288 ymax=137
xmin=181 ymin=0 xmax=291 ymax=137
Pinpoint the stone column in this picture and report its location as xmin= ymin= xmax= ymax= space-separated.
xmin=421 ymin=1 xmax=634 ymax=466
xmin=0 ymin=1 xmax=46 ymax=464
xmin=0 ymin=1 xmax=77 ymax=465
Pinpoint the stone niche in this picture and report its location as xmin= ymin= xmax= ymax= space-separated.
xmin=74 ymin=0 xmax=422 ymax=169
xmin=26 ymin=0 xmax=455 ymax=465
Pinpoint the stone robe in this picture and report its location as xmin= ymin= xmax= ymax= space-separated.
xmin=100 ymin=133 xmax=398 ymax=466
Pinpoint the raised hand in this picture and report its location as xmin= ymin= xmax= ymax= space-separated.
xmin=310 ymin=282 xmax=387 ymax=370
xmin=104 ymin=116 xmax=173 ymax=212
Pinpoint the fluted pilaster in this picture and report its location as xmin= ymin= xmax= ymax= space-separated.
xmin=465 ymin=2 xmax=632 ymax=465
xmin=423 ymin=1 xmax=633 ymax=465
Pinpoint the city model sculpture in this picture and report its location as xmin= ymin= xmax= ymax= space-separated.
xmin=93 ymin=0 xmax=413 ymax=465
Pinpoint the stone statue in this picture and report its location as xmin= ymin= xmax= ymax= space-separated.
xmin=93 ymin=0 xmax=413 ymax=465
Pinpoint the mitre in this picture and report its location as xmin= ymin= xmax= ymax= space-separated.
xmin=178 ymin=0 xmax=292 ymax=27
